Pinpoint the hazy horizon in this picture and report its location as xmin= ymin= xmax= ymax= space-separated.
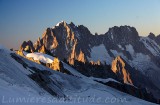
xmin=0 ymin=0 xmax=160 ymax=49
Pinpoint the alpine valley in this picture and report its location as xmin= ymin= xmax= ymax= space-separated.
xmin=1 ymin=21 xmax=160 ymax=105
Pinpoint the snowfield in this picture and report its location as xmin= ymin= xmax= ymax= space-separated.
xmin=0 ymin=46 xmax=157 ymax=105
xmin=23 ymin=52 xmax=54 ymax=63
xmin=140 ymin=37 xmax=160 ymax=57
xmin=88 ymin=44 xmax=113 ymax=64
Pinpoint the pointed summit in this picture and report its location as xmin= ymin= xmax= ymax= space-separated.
xmin=69 ymin=22 xmax=76 ymax=28
xmin=55 ymin=20 xmax=67 ymax=27
xmin=38 ymin=45 xmax=47 ymax=54
xmin=42 ymin=28 xmax=52 ymax=38
xmin=20 ymin=40 xmax=35 ymax=53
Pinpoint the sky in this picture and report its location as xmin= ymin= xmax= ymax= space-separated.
xmin=0 ymin=0 xmax=160 ymax=49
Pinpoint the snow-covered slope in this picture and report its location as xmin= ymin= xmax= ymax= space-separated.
xmin=23 ymin=52 xmax=54 ymax=63
xmin=0 ymin=46 xmax=54 ymax=105
xmin=0 ymin=46 xmax=157 ymax=105
xmin=88 ymin=44 xmax=113 ymax=64
xmin=140 ymin=37 xmax=160 ymax=57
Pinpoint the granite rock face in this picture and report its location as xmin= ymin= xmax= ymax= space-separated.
xmin=19 ymin=21 xmax=160 ymax=98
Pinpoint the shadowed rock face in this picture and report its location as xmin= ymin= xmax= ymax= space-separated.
xmin=148 ymin=33 xmax=156 ymax=40
xmin=20 ymin=23 xmax=143 ymax=65
xmin=105 ymin=26 xmax=139 ymax=45
xmin=148 ymin=33 xmax=160 ymax=46
xmin=19 ymin=21 xmax=160 ymax=98
xmin=156 ymin=35 xmax=160 ymax=45
xmin=20 ymin=40 xmax=35 ymax=53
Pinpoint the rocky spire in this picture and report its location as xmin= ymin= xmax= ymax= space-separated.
xmin=38 ymin=45 xmax=47 ymax=54
xmin=20 ymin=40 xmax=35 ymax=53
xmin=77 ymin=50 xmax=86 ymax=63
xmin=111 ymin=56 xmax=133 ymax=85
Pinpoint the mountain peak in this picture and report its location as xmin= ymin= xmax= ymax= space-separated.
xmin=108 ymin=25 xmax=137 ymax=35
xmin=20 ymin=40 xmax=35 ymax=52
xmin=148 ymin=32 xmax=156 ymax=39
xmin=106 ymin=25 xmax=139 ymax=44
xmin=55 ymin=20 xmax=67 ymax=27
xmin=69 ymin=22 xmax=76 ymax=27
